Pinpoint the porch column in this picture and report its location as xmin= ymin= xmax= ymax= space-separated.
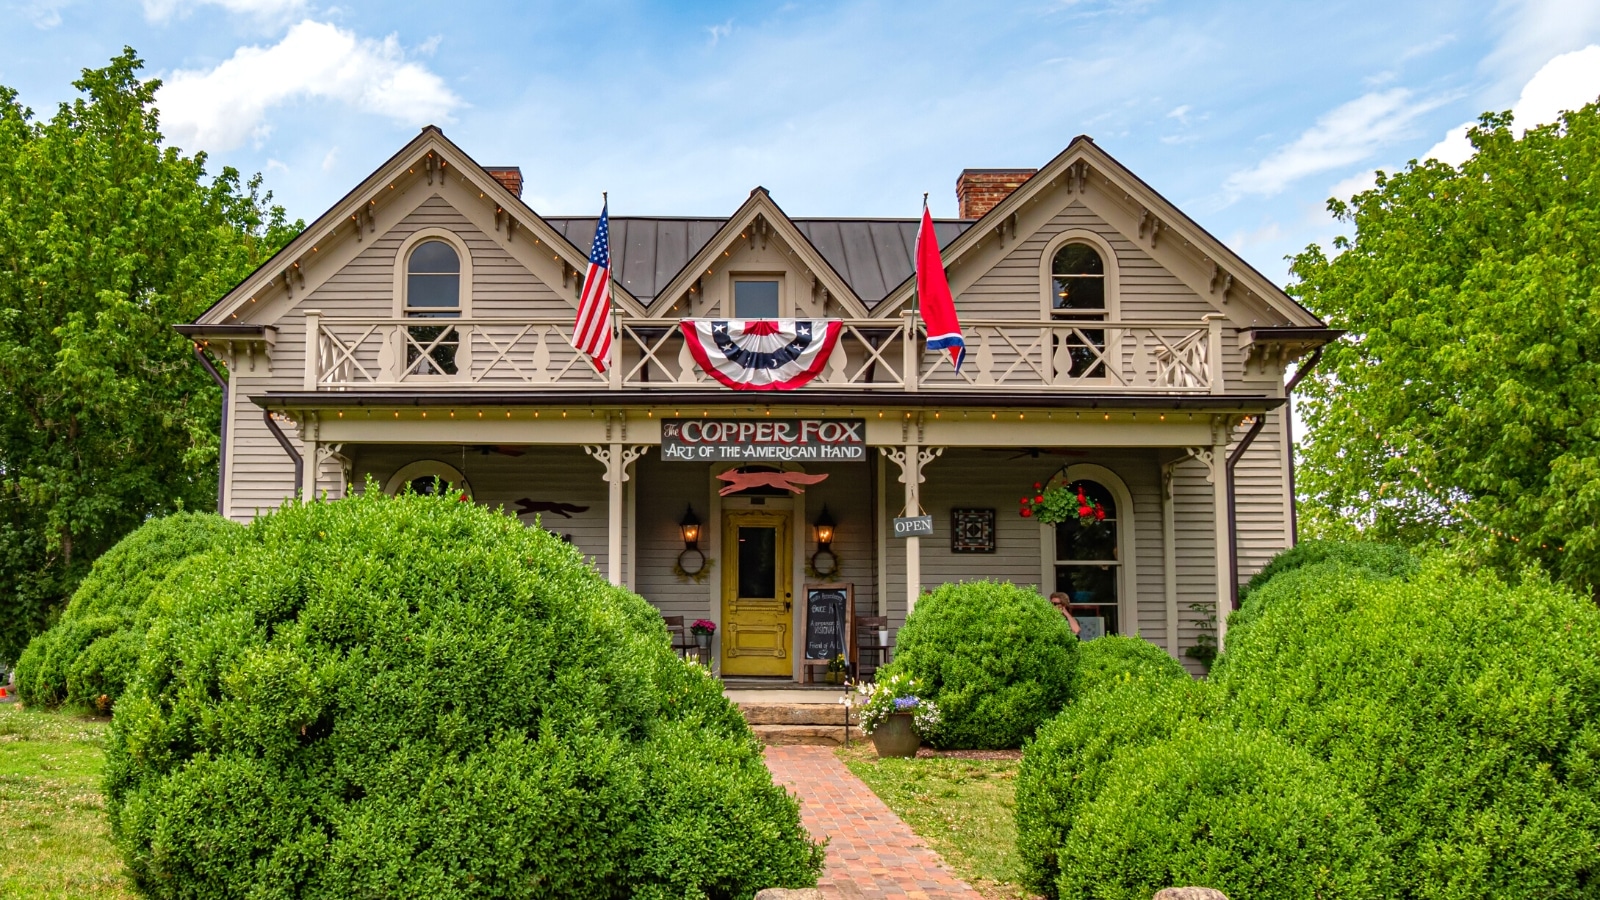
xmin=1207 ymin=425 xmax=1233 ymax=651
xmin=880 ymin=442 xmax=943 ymax=617
xmin=1160 ymin=459 xmax=1180 ymax=657
xmin=302 ymin=439 xmax=319 ymax=499
xmin=584 ymin=440 xmax=649 ymax=586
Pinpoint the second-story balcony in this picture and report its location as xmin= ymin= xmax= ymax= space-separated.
xmin=305 ymin=313 xmax=1227 ymax=395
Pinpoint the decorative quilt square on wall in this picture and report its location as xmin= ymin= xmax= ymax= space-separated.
xmin=951 ymin=508 xmax=996 ymax=553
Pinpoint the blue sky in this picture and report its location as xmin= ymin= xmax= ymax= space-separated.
xmin=3 ymin=0 xmax=1600 ymax=283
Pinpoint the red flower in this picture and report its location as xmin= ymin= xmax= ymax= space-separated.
xmin=1033 ymin=482 xmax=1043 ymax=490
xmin=1034 ymin=495 xmax=1045 ymax=504
xmin=1020 ymin=508 xmax=1032 ymax=518
xmin=1094 ymin=505 xmax=1106 ymax=521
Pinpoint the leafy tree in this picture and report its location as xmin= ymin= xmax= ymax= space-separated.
xmin=1290 ymin=100 xmax=1600 ymax=593
xmin=0 ymin=49 xmax=298 ymax=662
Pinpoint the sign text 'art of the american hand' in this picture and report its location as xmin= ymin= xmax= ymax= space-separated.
xmin=660 ymin=419 xmax=867 ymax=462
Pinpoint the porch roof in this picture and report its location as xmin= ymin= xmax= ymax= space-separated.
xmin=252 ymin=389 xmax=1285 ymax=413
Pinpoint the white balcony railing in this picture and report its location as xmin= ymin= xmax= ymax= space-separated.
xmin=303 ymin=311 xmax=1224 ymax=394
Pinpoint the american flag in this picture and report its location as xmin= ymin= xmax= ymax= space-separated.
xmin=570 ymin=198 xmax=612 ymax=371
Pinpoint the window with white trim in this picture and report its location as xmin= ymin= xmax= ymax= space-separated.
xmin=1050 ymin=243 xmax=1108 ymax=378
xmin=1052 ymin=479 xmax=1120 ymax=637
xmin=734 ymin=278 xmax=780 ymax=317
xmin=405 ymin=240 xmax=461 ymax=375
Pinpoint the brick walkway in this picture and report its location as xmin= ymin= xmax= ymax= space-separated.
xmin=764 ymin=745 xmax=985 ymax=900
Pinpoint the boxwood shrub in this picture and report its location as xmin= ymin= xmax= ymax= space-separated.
xmin=1074 ymin=634 xmax=1187 ymax=698
xmin=1237 ymin=538 xmax=1417 ymax=603
xmin=1015 ymin=677 xmax=1216 ymax=897
xmin=1055 ymin=727 xmax=1393 ymax=900
xmin=1217 ymin=559 xmax=1600 ymax=899
xmin=104 ymin=492 xmax=822 ymax=899
xmin=881 ymin=580 xmax=1077 ymax=750
xmin=14 ymin=511 xmax=238 ymax=711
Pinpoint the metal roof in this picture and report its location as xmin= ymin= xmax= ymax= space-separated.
xmin=545 ymin=216 xmax=972 ymax=309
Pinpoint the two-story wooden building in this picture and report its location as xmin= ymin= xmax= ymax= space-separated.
xmin=179 ymin=127 xmax=1334 ymax=677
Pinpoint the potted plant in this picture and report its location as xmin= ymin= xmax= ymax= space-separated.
xmin=856 ymin=672 xmax=941 ymax=758
xmin=690 ymin=619 xmax=716 ymax=649
xmin=826 ymin=653 xmax=848 ymax=684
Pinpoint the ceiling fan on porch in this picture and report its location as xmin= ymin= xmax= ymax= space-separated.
xmin=468 ymin=445 xmax=527 ymax=457
xmin=981 ymin=447 xmax=1091 ymax=461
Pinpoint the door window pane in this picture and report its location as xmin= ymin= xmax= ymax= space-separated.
xmin=735 ymin=280 xmax=780 ymax=318
xmin=738 ymin=526 xmax=777 ymax=598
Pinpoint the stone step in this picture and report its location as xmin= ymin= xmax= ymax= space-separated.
xmin=750 ymin=723 xmax=867 ymax=746
xmin=739 ymin=702 xmax=858 ymax=726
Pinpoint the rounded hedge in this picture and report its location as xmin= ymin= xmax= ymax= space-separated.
xmin=1074 ymin=635 xmax=1187 ymax=698
xmin=1056 ymin=728 xmax=1393 ymax=900
xmin=1015 ymin=677 xmax=1216 ymax=896
xmin=104 ymin=492 xmax=822 ymax=899
xmin=14 ymin=511 xmax=239 ymax=711
xmin=1217 ymin=559 xmax=1600 ymax=899
xmin=881 ymin=580 xmax=1077 ymax=750
xmin=1238 ymin=538 xmax=1416 ymax=603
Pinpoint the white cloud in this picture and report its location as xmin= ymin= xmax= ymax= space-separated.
xmin=142 ymin=0 xmax=306 ymax=23
xmin=1326 ymin=169 xmax=1378 ymax=204
xmin=1484 ymin=0 xmax=1600 ymax=90
xmin=1166 ymin=104 xmax=1191 ymax=123
xmin=155 ymin=20 xmax=463 ymax=153
xmin=706 ymin=20 xmax=733 ymax=47
xmin=1424 ymin=44 xmax=1600 ymax=164
xmin=1224 ymin=88 xmax=1448 ymax=198
xmin=321 ymin=146 xmax=339 ymax=172
xmin=20 ymin=0 xmax=70 ymax=28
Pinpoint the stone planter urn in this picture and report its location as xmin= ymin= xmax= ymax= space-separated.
xmin=870 ymin=712 xmax=920 ymax=758
xmin=695 ymin=632 xmax=711 ymax=650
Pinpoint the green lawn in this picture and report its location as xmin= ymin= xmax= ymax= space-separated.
xmin=838 ymin=745 xmax=1033 ymax=900
xmin=0 ymin=703 xmax=136 ymax=899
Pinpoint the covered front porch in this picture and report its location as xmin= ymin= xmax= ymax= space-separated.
xmin=286 ymin=402 xmax=1261 ymax=679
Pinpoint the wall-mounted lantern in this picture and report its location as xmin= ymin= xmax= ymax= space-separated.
xmin=810 ymin=504 xmax=839 ymax=578
xmin=677 ymin=504 xmax=707 ymax=577
xmin=679 ymin=504 xmax=702 ymax=549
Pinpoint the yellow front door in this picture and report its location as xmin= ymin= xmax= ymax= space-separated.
xmin=721 ymin=509 xmax=793 ymax=676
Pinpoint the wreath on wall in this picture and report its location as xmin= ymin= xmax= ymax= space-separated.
xmin=673 ymin=551 xmax=715 ymax=584
xmin=1019 ymin=477 xmax=1108 ymax=527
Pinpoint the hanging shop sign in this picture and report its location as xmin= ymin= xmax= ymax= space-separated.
xmin=660 ymin=418 xmax=867 ymax=462
xmin=892 ymin=515 xmax=934 ymax=538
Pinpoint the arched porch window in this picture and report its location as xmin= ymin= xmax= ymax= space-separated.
xmin=1053 ymin=479 xmax=1120 ymax=637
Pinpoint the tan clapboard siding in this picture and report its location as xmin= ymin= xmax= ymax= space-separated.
xmin=632 ymin=455 xmax=713 ymax=621
xmin=632 ymin=458 xmax=879 ymax=623
xmin=880 ymin=450 xmax=1169 ymax=652
xmin=346 ymin=444 xmax=618 ymax=580
xmin=1232 ymin=414 xmax=1291 ymax=585
xmin=1169 ymin=455 xmax=1219 ymax=676
xmin=795 ymin=461 xmax=879 ymax=614
xmin=225 ymin=373 xmax=299 ymax=521
xmin=290 ymin=195 xmax=569 ymax=319
xmin=961 ymin=203 xmax=1221 ymax=322
xmin=1118 ymin=452 xmax=1168 ymax=645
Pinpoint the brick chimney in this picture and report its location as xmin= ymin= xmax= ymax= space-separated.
xmin=484 ymin=167 xmax=523 ymax=198
xmin=956 ymin=168 xmax=1038 ymax=219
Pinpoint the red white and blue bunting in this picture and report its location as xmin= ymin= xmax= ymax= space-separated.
xmin=680 ymin=319 xmax=843 ymax=391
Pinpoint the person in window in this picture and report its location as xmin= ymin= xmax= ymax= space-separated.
xmin=1049 ymin=592 xmax=1082 ymax=637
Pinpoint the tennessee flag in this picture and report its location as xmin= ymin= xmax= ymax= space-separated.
xmin=916 ymin=203 xmax=964 ymax=371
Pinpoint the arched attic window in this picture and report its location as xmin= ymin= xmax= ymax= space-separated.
xmin=1050 ymin=243 xmax=1109 ymax=378
xmin=1050 ymin=243 xmax=1106 ymax=316
xmin=404 ymin=239 xmax=461 ymax=375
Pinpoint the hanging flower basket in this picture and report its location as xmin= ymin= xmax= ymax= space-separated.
xmin=1019 ymin=481 xmax=1107 ymax=527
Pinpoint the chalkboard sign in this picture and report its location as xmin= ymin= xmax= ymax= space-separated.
xmin=801 ymin=583 xmax=854 ymax=666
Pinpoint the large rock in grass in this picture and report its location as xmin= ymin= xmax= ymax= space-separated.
xmin=105 ymin=491 xmax=822 ymax=899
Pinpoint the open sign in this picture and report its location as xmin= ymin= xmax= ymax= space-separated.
xmin=892 ymin=515 xmax=933 ymax=538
